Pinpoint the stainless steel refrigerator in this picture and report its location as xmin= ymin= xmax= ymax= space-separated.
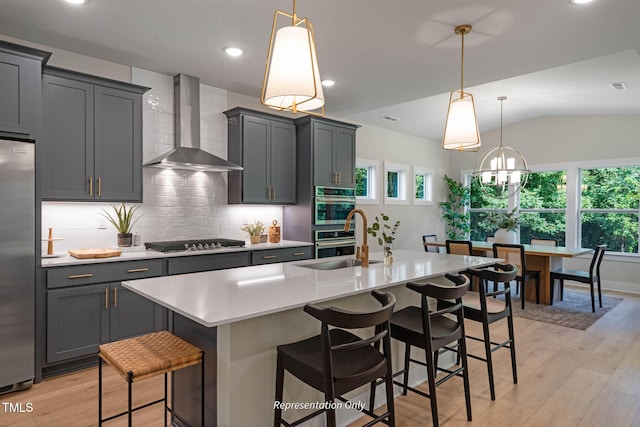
xmin=0 ymin=138 xmax=35 ymax=394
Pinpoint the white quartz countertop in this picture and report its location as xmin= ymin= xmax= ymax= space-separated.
xmin=41 ymin=240 xmax=313 ymax=268
xmin=122 ymin=250 xmax=499 ymax=328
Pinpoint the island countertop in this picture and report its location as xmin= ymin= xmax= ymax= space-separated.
xmin=122 ymin=250 xmax=498 ymax=328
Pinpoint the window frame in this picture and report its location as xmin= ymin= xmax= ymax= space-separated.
xmin=413 ymin=166 xmax=434 ymax=206
xmin=384 ymin=162 xmax=409 ymax=205
xmin=355 ymin=158 xmax=380 ymax=205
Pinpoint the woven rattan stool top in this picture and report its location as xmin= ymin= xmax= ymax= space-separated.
xmin=99 ymin=331 xmax=202 ymax=382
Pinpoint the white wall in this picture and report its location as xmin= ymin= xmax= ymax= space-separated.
xmin=352 ymin=125 xmax=449 ymax=253
xmin=449 ymin=115 xmax=640 ymax=292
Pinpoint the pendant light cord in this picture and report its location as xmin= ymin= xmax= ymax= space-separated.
xmin=460 ymin=30 xmax=465 ymax=98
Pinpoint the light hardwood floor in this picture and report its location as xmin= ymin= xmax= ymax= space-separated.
xmin=1 ymin=288 xmax=639 ymax=427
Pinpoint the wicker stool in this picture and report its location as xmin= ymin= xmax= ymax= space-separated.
xmin=98 ymin=330 xmax=204 ymax=426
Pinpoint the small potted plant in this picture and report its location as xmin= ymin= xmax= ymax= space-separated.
xmin=367 ymin=213 xmax=400 ymax=265
xmin=487 ymin=208 xmax=520 ymax=244
xmin=100 ymin=203 xmax=143 ymax=247
xmin=241 ymin=220 xmax=265 ymax=244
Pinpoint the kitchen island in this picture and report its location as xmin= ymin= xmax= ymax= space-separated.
xmin=122 ymin=250 xmax=498 ymax=426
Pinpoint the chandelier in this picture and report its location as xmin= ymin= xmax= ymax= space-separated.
xmin=472 ymin=96 xmax=530 ymax=197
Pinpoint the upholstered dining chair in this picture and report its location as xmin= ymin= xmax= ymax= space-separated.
xmin=550 ymin=245 xmax=606 ymax=312
xmin=422 ymin=234 xmax=439 ymax=253
xmin=530 ymin=238 xmax=558 ymax=246
xmin=445 ymin=239 xmax=473 ymax=256
xmin=493 ymin=243 xmax=540 ymax=309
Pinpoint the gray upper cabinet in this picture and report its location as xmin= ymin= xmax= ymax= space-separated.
xmin=41 ymin=67 xmax=148 ymax=202
xmin=225 ymin=107 xmax=296 ymax=204
xmin=0 ymin=41 xmax=49 ymax=138
xmin=296 ymin=116 xmax=358 ymax=188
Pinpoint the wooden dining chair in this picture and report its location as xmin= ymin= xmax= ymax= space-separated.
xmin=445 ymin=240 xmax=473 ymax=255
xmin=530 ymin=238 xmax=558 ymax=246
xmin=550 ymin=245 xmax=606 ymax=312
xmin=493 ymin=243 xmax=540 ymax=309
xmin=423 ymin=234 xmax=439 ymax=253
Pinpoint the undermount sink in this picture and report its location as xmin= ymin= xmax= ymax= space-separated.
xmin=297 ymin=259 xmax=382 ymax=270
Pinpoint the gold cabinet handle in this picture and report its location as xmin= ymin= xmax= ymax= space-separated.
xmin=272 ymin=186 xmax=276 ymax=199
xmin=68 ymin=273 xmax=94 ymax=279
xmin=266 ymin=187 xmax=271 ymax=200
xmin=97 ymin=177 xmax=101 ymax=197
xmin=263 ymin=255 xmax=277 ymax=259
xmin=105 ymin=287 xmax=109 ymax=309
xmin=128 ymin=268 xmax=149 ymax=273
xmin=337 ymin=172 xmax=341 ymax=185
xmin=292 ymin=252 xmax=306 ymax=256
xmin=89 ymin=176 xmax=93 ymax=196
xmin=113 ymin=287 xmax=117 ymax=308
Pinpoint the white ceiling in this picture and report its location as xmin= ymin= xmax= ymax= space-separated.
xmin=1 ymin=0 xmax=639 ymax=140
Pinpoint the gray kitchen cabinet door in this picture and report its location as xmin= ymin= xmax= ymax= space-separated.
xmin=0 ymin=51 xmax=35 ymax=136
xmin=94 ymin=86 xmax=143 ymax=201
xmin=334 ymin=127 xmax=356 ymax=188
xmin=241 ymin=115 xmax=270 ymax=203
xmin=312 ymin=122 xmax=337 ymax=187
xmin=46 ymin=284 xmax=109 ymax=363
xmin=41 ymin=75 xmax=94 ymax=200
xmin=269 ymin=120 xmax=296 ymax=204
xmin=109 ymin=284 xmax=166 ymax=342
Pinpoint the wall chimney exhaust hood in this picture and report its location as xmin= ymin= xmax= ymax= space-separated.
xmin=144 ymin=74 xmax=242 ymax=172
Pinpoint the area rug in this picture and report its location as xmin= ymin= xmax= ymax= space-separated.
xmin=510 ymin=287 xmax=623 ymax=330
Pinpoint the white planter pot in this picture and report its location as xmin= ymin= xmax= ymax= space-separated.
xmin=494 ymin=228 xmax=517 ymax=244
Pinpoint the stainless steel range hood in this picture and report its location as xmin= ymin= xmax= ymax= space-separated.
xmin=144 ymin=74 xmax=242 ymax=172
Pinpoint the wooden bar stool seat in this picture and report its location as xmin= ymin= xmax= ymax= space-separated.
xmin=98 ymin=330 xmax=204 ymax=426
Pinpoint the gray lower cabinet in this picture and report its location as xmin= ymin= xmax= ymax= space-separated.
xmin=0 ymin=41 xmax=49 ymax=138
xmin=41 ymin=67 xmax=148 ymax=202
xmin=295 ymin=116 xmax=358 ymax=188
xmin=225 ymin=107 xmax=296 ymax=204
xmin=45 ymin=259 xmax=166 ymax=364
xmin=168 ymin=251 xmax=251 ymax=275
xmin=251 ymin=246 xmax=313 ymax=265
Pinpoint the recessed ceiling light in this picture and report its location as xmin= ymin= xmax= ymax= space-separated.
xmin=65 ymin=0 xmax=87 ymax=4
xmin=224 ymin=47 xmax=244 ymax=57
xmin=321 ymin=79 xmax=336 ymax=87
xmin=570 ymin=0 xmax=594 ymax=4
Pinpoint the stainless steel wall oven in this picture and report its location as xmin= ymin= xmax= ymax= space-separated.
xmin=314 ymin=186 xmax=356 ymax=225
xmin=315 ymin=228 xmax=356 ymax=258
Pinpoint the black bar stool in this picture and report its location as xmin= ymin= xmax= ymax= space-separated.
xmin=98 ymin=330 xmax=204 ymax=426
xmin=274 ymin=290 xmax=396 ymax=427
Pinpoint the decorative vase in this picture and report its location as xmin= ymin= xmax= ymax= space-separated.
xmin=249 ymin=235 xmax=260 ymax=244
xmin=494 ymin=228 xmax=517 ymax=244
xmin=383 ymin=245 xmax=393 ymax=266
xmin=117 ymin=233 xmax=133 ymax=247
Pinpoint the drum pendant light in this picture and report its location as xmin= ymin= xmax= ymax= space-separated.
xmin=443 ymin=25 xmax=481 ymax=151
xmin=261 ymin=0 xmax=325 ymax=116
xmin=472 ymin=96 xmax=530 ymax=198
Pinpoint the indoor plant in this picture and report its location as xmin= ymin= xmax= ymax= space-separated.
xmin=367 ymin=213 xmax=400 ymax=265
xmin=487 ymin=208 xmax=520 ymax=243
xmin=100 ymin=203 xmax=143 ymax=247
xmin=241 ymin=220 xmax=265 ymax=244
xmin=440 ymin=175 xmax=470 ymax=240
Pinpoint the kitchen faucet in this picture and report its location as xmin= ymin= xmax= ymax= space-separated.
xmin=344 ymin=209 xmax=369 ymax=267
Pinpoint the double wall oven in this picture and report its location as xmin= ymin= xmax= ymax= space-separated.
xmin=314 ymin=187 xmax=356 ymax=258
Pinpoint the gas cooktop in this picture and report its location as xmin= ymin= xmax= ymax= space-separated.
xmin=145 ymin=238 xmax=246 ymax=253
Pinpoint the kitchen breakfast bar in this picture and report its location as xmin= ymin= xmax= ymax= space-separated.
xmin=122 ymin=250 xmax=498 ymax=426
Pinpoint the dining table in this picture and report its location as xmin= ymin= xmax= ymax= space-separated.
xmin=424 ymin=240 xmax=593 ymax=304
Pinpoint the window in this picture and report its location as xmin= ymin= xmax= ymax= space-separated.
xmin=384 ymin=162 xmax=409 ymax=205
xmin=355 ymin=158 xmax=379 ymax=204
xmin=469 ymin=170 xmax=567 ymax=244
xmin=580 ymin=166 xmax=640 ymax=253
xmin=413 ymin=167 xmax=434 ymax=205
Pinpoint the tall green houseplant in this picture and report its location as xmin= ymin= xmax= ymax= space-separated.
xmin=440 ymin=175 xmax=471 ymax=240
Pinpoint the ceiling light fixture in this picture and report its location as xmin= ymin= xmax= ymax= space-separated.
xmin=224 ymin=47 xmax=244 ymax=57
xmin=261 ymin=0 xmax=324 ymax=116
xmin=443 ymin=24 xmax=481 ymax=152
xmin=570 ymin=0 xmax=594 ymax=4
xmin=65 ymin=0 xmax=87 ymax=4
xmin=321 ymin=79 xmax=335 ymax=87
xmin=472 ymin=96 xmax=530 ymax=198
